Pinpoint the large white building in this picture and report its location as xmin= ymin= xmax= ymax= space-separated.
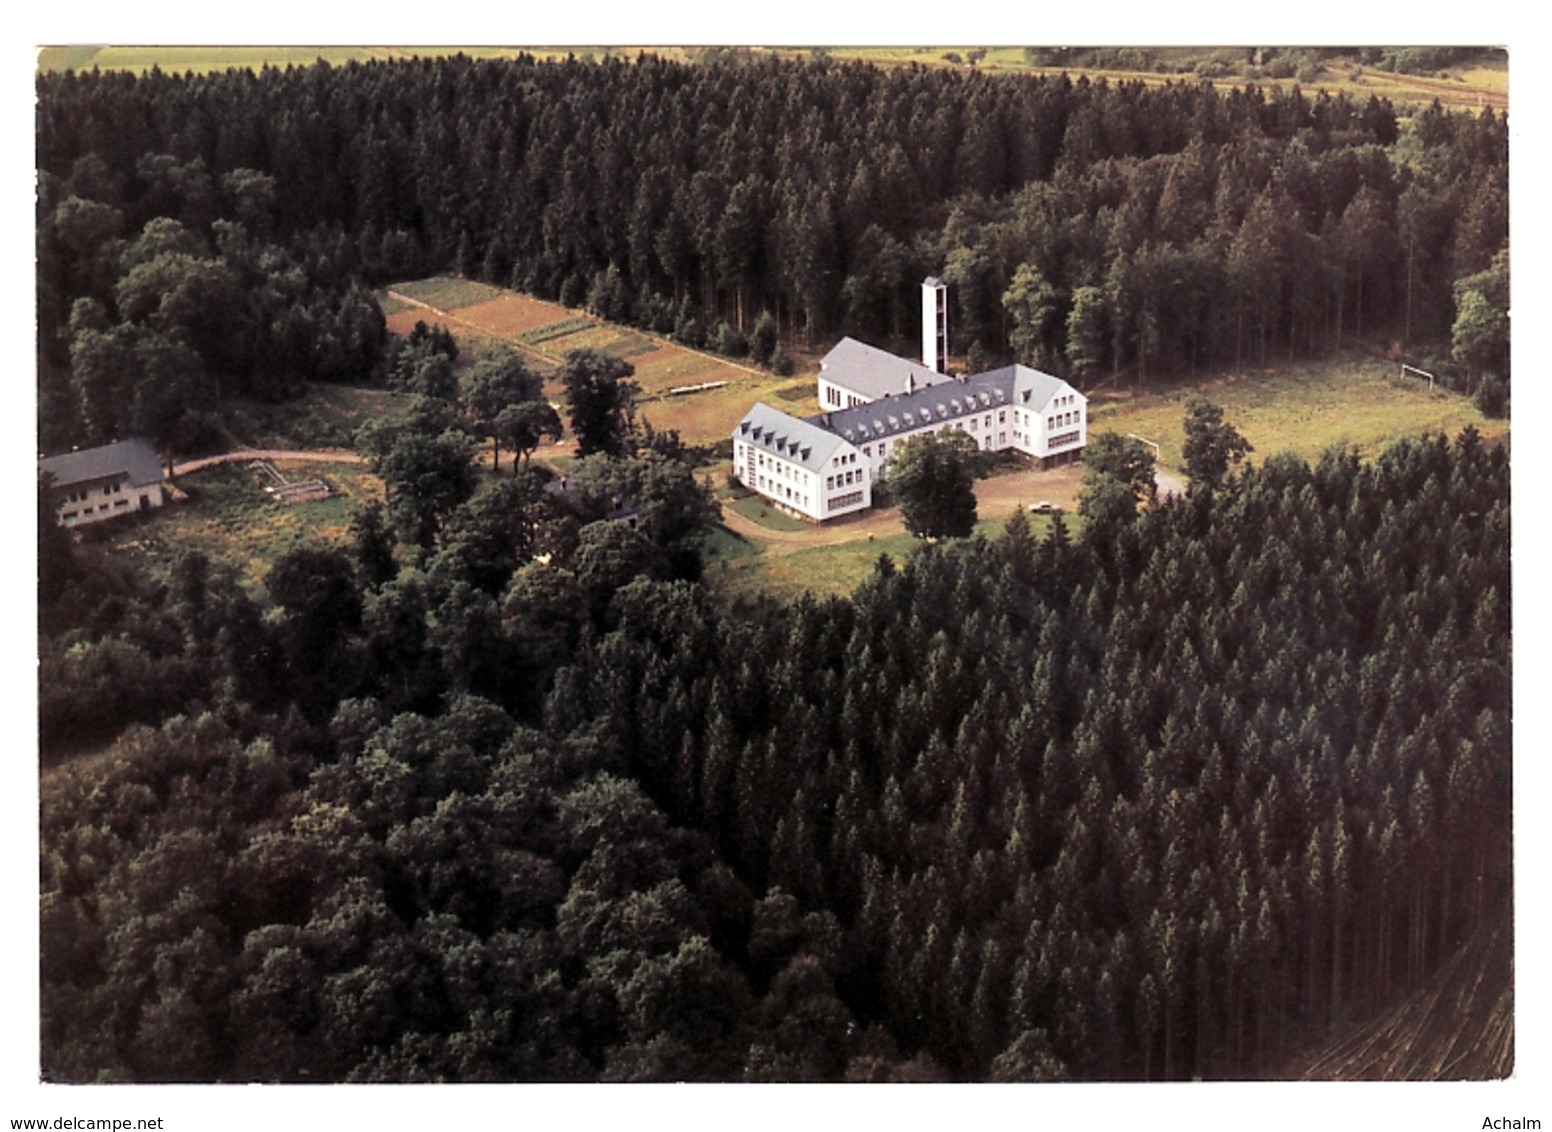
xmin=733 ymin=280 xmax=1088 ymax=523
xmin=732 ymin=403 xmax=872 ymax=522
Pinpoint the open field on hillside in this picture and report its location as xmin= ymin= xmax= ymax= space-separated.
xmin=36 ymin=45 xmax=693 ymax=76
xmin=1085 ymin=356 xmax=1507 ymax=473
xmin=97 ymin=462 xmax=382 ymax=590
xmin=811 ymin=46 xmax=1507 ymax=113
xmin=379 ymin=279 xmax=770 ymax=444
xmin=38 ymin=45 xmax=1506 ymax=115
xmin=463 ymin=296 xmax=580 ymax=337
xmin=710 ymin=529 xmax=923 ymax=603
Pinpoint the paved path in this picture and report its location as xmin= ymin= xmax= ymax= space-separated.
xmin=171 ymin=447 xmax=365 ymax=477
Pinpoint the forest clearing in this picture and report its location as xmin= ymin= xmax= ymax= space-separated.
xmin=36 ymin=49 xmax=1511 ymax=1111
xmin=89 ymin=278 xmax=1508 ymax=608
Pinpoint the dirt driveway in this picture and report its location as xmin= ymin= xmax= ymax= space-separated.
xmin=718 ymin=459 xmax=1190 ymax=556
xmin=719 ymin=462 xmax=1088 ymax=556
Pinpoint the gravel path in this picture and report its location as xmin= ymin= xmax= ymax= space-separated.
xmin=171 ymin=448 xmax=365 ymax=477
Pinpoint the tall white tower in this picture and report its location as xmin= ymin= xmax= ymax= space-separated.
xmin=922 ymin=276 xmax=948 ymax=374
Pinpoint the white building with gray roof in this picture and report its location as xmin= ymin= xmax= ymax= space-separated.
xmin=40 ymin=438 xmax=165 ymax=527
xmin=735 ymin=357 xmax=1085 ymax=523
xmin=734 ymin=280 xmax=1086 ymax=523
xmin=732 ymin=402 xmax=872 ymax=522
xmin=817 ymin=337 xmax=953 ymax=411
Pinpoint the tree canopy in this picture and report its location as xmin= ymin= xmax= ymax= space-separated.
xmin=40 ymin=427 xmax=1511 ymax=1083
xmin=38 ymin=55 xmax=1507 ymax=420
xmin=560 ymin=349 xmax=639 ymax=459
xmin=889 ymin=429 xmax=985 ymax=540
xmin=1182 ymin=396 xmax=1254 ymax=490
xmin=35 ymin=50 xmax=1511 ymax=1087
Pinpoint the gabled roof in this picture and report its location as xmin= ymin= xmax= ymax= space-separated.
xmin=39 ymin=438 xmax=162 ymax=489
xmin=819 ymin=337 xmax=954 ymax=402
xmin=976 ymin=364 xmax=1083 ymax=413
xmin=735 ymin=403 xmax=855 ymax=474
xmin=808 ymin=364 xmax=1079 ymax=444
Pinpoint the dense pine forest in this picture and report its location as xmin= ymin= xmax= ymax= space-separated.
xmin=39 ymin=429 xmax=1511 ymax=1081
xmin=38 ymin=50 xmax=1508 ymax=457
xmin=37 ymin=52 xmax=1510 ymax=1083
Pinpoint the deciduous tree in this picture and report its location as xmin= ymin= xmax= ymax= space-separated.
xmin=1181 ymin=396 xmax=1253 ymax=490
xmin=560 ymin=349 xmax=639 ymax=458
xmin=889 ymin=429 xmax=985 ymax=540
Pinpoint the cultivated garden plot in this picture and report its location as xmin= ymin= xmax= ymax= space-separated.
xmin=380 ymin=278 xmax=781 ymax=444
xmin=99 ymin=462 xmax=382 ymax=590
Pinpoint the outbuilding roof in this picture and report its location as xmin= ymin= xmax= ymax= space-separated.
xmin=39 ymin=438 xmax=162 ymax=490
xmin=819 ymin=337 xmax=954 ymax=402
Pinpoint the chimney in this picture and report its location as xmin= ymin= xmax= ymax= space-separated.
xmin=922 ymin=276 xmax=948 ymax=374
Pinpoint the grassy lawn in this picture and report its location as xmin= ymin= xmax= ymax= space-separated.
xmin=1085 ymin=356 xmax=1507 ymax=475
xmin=771 ymin=380 xmax=817 ymax=404
xmin=702 ymin=524 xmax=763 ymax=565
xmin=637 ymin=384 xmax=764 ymax=446
xmin=727 ymin=494 xmax=811 ymax=532
xmin=710 ymin=531 xmax=918 ymax=603
xmin=708 ymin=515 xmax=1053 ymax=604
xmin=99 ymin=463 xmax=381 ymax=594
